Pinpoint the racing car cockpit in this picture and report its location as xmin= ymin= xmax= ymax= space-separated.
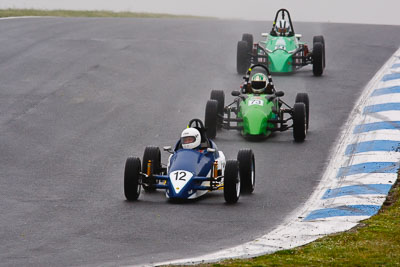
xmin=269 ymin=9 xmax=295 ymax=37
xmin=241 ymin=65 xmax=276 ymax=95
xmin=174 ymin=119 xmax=215 ymax=152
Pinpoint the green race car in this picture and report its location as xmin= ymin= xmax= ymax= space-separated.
xmin=237 ymin=8 xmax=325 ymax=76
xmin=205 ymin=64 xmax=309 ymax=142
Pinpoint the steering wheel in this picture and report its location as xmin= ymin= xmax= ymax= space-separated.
xmin=188 ymin=118 xmax=205 ymax=130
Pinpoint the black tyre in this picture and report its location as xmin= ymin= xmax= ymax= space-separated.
xmin=142 ymin=146 xmax=161 ymax=192
xmin=237 ymin=40 xmax=251 ymax=75
xmin=313 ymin=35 xmax=326 ymax=68
xmin=224 ymin=160 xmax=240 ymax=204
xmin=124 ymin=157 xmax=141 ymax=201
xmin=295 ymin=93 xmax=310 ymax=130
xmin=242 ymin=33 xmax=254 ymax=54
xmin=210 ymin=90 xmax=225 ymax=116
xmin=210 ymin=90 xmax=225 ymax=127
xmin=205 ymin=100 xmax=218 ymax=139
xmin=237 ymin=149 xmax=255 ymax=194
xmin=312 ymin=42 xmax=324 ymax=76
xmin=293 ymin=103 xmax=307 ymax=142
xmin=313 ymin=35 xmax=325 ymax=46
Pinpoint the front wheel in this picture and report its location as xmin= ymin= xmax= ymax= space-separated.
xmin=237 ymin=40 xmax=251 ymax=75
xmin=313 ymin=35 xmax=326 ymax=68
xmin=224 ymin=160 xmax=240 ymax=204
xmin=124 ymin=157 xmax=142 ymax=201
xmin=205 ymin=100 xmax=218 ymax=139
xmin=293 ymin=103 xmax=307 ymax=142
xmin=312 ymin=42 xmax=324 ymax=76
xmin=142 ymin=146 xmax=161 ymax=192
xmin=237 ymin=149 xmax=255 ymax=194
xmin=295 ymin=93 xmax=309 ymax=130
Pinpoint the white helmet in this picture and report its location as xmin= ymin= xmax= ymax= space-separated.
xmin=276 ymin=20 xmax=290 ymax=36
xmin=181 ymin=128 xmax=201 ymax=149
xmin=251 ymin=73 xmax=268 ymax=94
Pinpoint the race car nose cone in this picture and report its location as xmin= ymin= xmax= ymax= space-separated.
xmin=170 ymin=170 xmax=193 ymax=194
xmin=269 ymin=50 xmax=292 ymax=73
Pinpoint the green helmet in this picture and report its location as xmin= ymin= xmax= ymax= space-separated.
xmin=251 ymin=73 xmax=267 ymax=94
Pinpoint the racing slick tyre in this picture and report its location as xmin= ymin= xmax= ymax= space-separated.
xmin=224 ymin=160 xmax=240 ymax=204
xmin=313 ymin=35 xmax=326 ymax=68
xmin=237 ymin=40 xmax=251 ymax=75
xmin=210 ymin=90 xmax=225 ymax=128
xmin=295 ymin=93 xmax=310 ymax=130
xmin=312 ymin=42 xmax=324 ymax=76
xmin=242 ymin=33 xmax=254 ymax=55
xmin=205 ymin=100 xmax=218 ymax=139
xmin=237 ymin=149 xmax=255 ymax=194
xmin=142 ymin=146 xmax=161 ymax=192
xmin=293 ymin=103 xmax=307 ymax=142
xmin=124 ymin=157 xmax=142 ymax=201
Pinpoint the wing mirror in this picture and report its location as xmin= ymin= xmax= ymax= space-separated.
xmin=163 ymin=146 xmax=173 ymax=153
xmin=275 ymin=91 xmax=284 ymax=97
xmin=231 ymin=90 xmax=241 ymax=97
xmin=207 ymin=148 xmax=216 ymax=153
xmin=261 ymin=33 xmax=269 ymax=37
xmin=295 ymin=34 xmax=302 ymax=39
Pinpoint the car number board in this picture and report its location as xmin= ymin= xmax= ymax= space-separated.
xmin=170 ymin=170 xmax=193 ymax=194
xmin=248 ymin=99 xmax=264 ymax=106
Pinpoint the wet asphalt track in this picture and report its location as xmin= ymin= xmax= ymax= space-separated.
xmin=1 ymin=17 xmax=400 ymax=266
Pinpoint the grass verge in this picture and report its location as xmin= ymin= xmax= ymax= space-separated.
xmin=201 ymin=175 xmax=400 ymax=266
xmin=0 ymin=8 xmax=207 ymax=19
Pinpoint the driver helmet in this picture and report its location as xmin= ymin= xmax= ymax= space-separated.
xmin=276 ymin=19 xmax=290 ymax=36
xmin=181 ymin=128 xmax=201 ymax=149
xmin=251 ymin=73 xmax=268 ymax=94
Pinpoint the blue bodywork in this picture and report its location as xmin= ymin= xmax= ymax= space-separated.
xmin=153 ymin=141 xmax=218 ymax=199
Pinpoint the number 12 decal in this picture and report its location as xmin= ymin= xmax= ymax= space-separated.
xmin=174 ymin=171 xmax=187 ymax=181
xmin=170 ymin=170 xmax=193 ymax=193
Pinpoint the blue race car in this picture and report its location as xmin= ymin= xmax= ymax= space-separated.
xmin=124 ymin=119 xmax=255 ymax=203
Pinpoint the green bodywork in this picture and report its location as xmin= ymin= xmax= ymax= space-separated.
xmin=259 ymin=35 xmax=304 ymax=73
xmin=238 ymin=94 xmax=278 ymax=136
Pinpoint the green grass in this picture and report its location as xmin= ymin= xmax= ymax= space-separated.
xmin=0 ymin=8 xmax=208 ymax=19
xmin=201 ymin=177 xmax=400 ymax=266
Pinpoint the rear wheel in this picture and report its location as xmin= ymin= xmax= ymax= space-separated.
xmin=312 ymin=42 xmax=324 ymax=76
xmin=210 ymin=90 xmax=225 ymax=127
xmin=142 ymin=146 xmax=161 ymax=192
xmin=237 ymin=149 xmax=255 ymax=194
xmin=242 ymin=33 xmax=254 ymax=54
xmin=124 ymin=157 xmax=141 ymax=201
xmin=224 ymin=160 xmax=240 ymax=204
xmin=205 ymin=100 xmax=218 ymax=139
xmin=293 ymin=103 xmax=307 ymax=142
xmin=237 ymin=40 xmax=251 ymax=75
xmin=295 ymin=93 xmax=310 ymax=130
